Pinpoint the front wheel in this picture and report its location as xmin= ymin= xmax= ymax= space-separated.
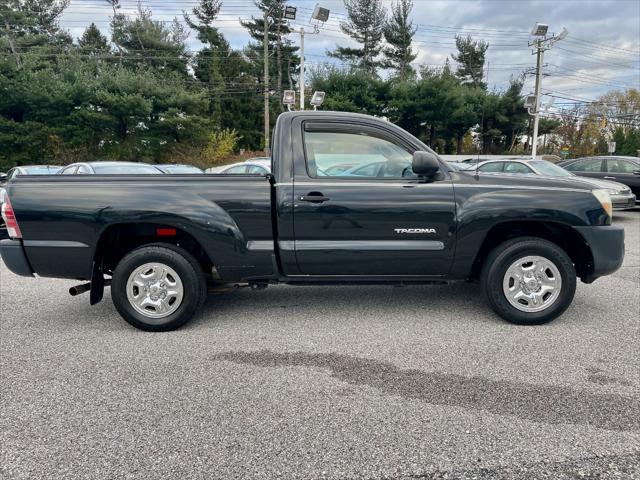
xmin=111 ymin=244 xmax=207 ymax=331
xmin=481 ymin=237 xmax=576 ymax=325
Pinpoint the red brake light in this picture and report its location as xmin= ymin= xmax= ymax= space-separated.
xmin=1 ymin=193 xmax=22 ymax=239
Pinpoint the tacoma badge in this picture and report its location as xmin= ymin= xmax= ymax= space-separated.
xmin=394 ymin=228 xmax=437 ymax=234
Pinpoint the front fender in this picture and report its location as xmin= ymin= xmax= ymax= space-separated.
xmin=449 ymin=183 xmax=608 ymax=278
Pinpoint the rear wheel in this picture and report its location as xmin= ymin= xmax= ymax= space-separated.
xmin=111 ymin=244 xmax=206 ymax=331
xmin=481 ymin=237 xmax=576 ymax=325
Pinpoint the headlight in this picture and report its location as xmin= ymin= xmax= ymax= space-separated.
xmin=592 ymin=189 xmax=613 ymax=218
xmin=605 ymin=189 xmax=619 ymax=195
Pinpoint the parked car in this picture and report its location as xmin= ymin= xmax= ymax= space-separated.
xmin=57 ymin=162 xmax=164 ymax=175
xmin=466 ymin=159 xmax=636 ymax=210
xmin=211 ymin=159 xmax=271 ymax=175
xmin=558 ymin=156 xmax=640 ymax=203
xmin=156 ymin=164 xmax=203 ymax=174
xmin=245 ymin=156 xmax=270 ymax=164
xmin=322 ymin=163 xmax=362 ymax=176
xmin=3 ymin=165 xmax=61 ymax=181
xmin=1 ymin=111 xmax=624 ymax=331
xmin=341 ymin=160 xmax=414 ymax=178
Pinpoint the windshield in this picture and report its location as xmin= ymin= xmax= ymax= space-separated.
xmin=23 ymin=166 xmax=60 ymax=174
xmin=530 ymin=161 xmax=573 ymax=177
xmin=92 ymin=164 xmax=161 ymax=174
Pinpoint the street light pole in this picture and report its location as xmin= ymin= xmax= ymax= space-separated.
xmin=531 ymin=40 xmax=544 ymax=159
xmin=290 ymin=4 xmax=329 ymax=111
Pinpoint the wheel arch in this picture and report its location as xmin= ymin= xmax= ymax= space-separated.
xmin=93 ymin=222 xmax=217 ymax=278
xmin=469 ymin=220 xmax=594 ymax=281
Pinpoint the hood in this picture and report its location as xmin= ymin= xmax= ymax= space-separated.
xmin=536 ymin=175 xmax=629 ymax=192
xmin=456 ymin=171 xmax=601 ymax=192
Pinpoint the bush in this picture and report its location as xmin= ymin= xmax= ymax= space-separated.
xmin=201 ymin=129 xmax=240 ymax=167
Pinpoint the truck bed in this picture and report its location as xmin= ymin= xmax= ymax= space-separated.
xmin=6 ymin=174 xmax=275 ymax=281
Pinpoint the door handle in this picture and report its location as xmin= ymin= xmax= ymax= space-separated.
xmin=299 ymin=193 xmax=330 ymax=203
xmin=604 ymin=176 xmax=616 ymax=180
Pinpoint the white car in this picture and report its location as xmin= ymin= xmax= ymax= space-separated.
xmin=207 ymin=158 xmax=271 ymax=175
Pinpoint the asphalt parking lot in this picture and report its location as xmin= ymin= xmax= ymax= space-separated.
xmin=1 ymin=210 xmax=639 ymax=479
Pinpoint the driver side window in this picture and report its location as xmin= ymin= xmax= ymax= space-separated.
xmin=303 ymin=128 xmax=414 ymax=179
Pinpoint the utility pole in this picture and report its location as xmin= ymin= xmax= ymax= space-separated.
xmin=531 ymin=40 xmax=544 ymax=159
xmin=528 ymin=24 xmax=568 ymax=159
xmin=299 ymin=27 xmax=305 ymax=110
xmin=263 ymin=10 xmax=270 ymax=155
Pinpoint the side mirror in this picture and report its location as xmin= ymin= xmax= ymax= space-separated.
xmin=633 ymin=170 xmax=640 ymax=175
xmin=412 ymin=151 xmax=440 ymax=178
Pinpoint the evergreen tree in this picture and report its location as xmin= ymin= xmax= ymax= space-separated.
xmin=310 ymin=66 xmax=388 ymax=116
xmin=329 ymin=0 xmax=386 ymax=74
xmin=111 ymin=5 xmax=189 ymax=76
xmin=0 ymin=0 xmax=71 ymax=68
xmin=78 ymin=23 xmax=109 ymax=55
xmin=185 ymin=0 xmax=227 ymax=122
xmin=186 ymin=0 xmax=264 ymax=147
xmin=451 ymin=35 xmax=489 ymax=89
xmin=383 ymin=0 xmax=417 ymax=80
xmin=499 ymin=78 xmax=529 ymax=151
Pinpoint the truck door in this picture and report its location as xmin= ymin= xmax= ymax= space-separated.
xmin=291 ymin=120 xmax=456 ymax=277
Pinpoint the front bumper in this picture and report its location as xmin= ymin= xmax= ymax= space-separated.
xmin=0 ymin=239 xmax=34 ymax=277
xmin=574 ymin=225 xmax=624 ymax=282
xmin=611 ymin=193 xmax=637 ymax=210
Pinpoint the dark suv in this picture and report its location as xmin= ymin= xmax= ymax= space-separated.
xmin=559 ymin=156 xmax=640 ymax=202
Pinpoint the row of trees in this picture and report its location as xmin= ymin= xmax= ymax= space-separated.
xmin=0 ymin=0 xmax=637 ymax=170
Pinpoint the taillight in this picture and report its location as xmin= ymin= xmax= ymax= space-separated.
xmin=1 ymin=192 xmax=22 ymax=239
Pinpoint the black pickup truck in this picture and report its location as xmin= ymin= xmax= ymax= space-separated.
xmin=0 ymin=111 xmax=625 ymax=331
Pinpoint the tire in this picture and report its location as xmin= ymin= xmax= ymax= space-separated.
xmin=111 ymin=244 xmax=207 ymax=331
xmin=481 ymin=237 xmax=576 ymax=325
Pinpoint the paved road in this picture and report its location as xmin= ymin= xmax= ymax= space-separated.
xmin=1 ymin=211 xmax=639 ymax=479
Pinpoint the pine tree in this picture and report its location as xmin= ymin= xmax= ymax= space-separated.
xmin=329 ymin=0 xmax=386 ymax=74
xmin=0 ymin=0 xmax=71 ymax=67
xmin=78 ymin=23 xmax=109 ymax=54
xmin=383 ymin=0 xmax=417 ymax=80
xmin=111 ymin=5 xmax=189 ymax=76
xmin=184 ymin=0 xmax=226 ymax=52
xmin=451 ymin=35 xmax=489 ymax=89
xmin=184 ymin=0 xmax=227 ymax=122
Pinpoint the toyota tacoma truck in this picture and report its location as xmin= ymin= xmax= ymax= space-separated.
xmin=0 ymin=112 xmax=625 ymax=331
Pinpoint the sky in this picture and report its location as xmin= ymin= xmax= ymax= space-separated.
xmin=60 ymin=0 xmax=640 ymax=114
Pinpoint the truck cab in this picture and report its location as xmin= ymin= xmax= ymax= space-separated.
xmin=273 ymin=112 xmax=456 ymax=278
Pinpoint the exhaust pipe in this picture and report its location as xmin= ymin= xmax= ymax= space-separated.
xmin=69 ymin=279 xmax=111 ymax=297
xmin=69 ymin=283 xmax=91 ymax=296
